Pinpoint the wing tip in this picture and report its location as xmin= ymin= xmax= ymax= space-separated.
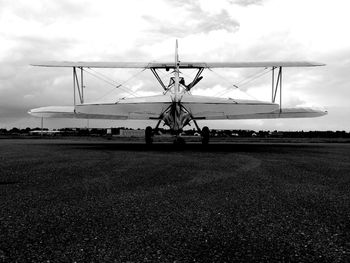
xmin=307 ymin=61 xmax=326 ymax=67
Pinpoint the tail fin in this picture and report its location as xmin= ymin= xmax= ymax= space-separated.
xmin=175 ymin=39 xmax=179 ymax=66
xmin=174 ymin=39 xmax=179 ymax=99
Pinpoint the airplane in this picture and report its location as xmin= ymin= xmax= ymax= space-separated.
xmin=29 ymin=40 xmax=327 ymax=144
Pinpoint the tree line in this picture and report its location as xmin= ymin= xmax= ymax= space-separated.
xmin=1 ymin=127 xmax=350 ymax=138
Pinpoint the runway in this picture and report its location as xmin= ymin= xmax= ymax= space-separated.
xmin=0 ymin=138 xmax=349 ymax=262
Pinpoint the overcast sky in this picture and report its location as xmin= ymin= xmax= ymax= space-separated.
xmin=0 ymin=0 xmax=349 ymax=131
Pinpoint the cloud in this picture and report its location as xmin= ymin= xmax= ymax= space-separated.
xmin=0 ymin=0 xmax=92 ymax=24
xmin=229 ymin=0 xmax=264 ymax=6
xmin=142 ymin=1 xmax=239 ymax=38
xmin=0 ymin=0 xmax=349 ymax=131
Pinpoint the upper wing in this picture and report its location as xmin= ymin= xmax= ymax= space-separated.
xmin=198 ymin=61 xmax=325 ymax=68
xmin=31 ymin=61 xmax=325 ymax=69
xmin=31 ymin=61 xmax=152 ymax=68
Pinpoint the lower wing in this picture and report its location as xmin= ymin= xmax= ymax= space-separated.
xmin=28 ymin=104 xmax=327 ymax=120
xmin=188 ymin=107 xmax=327 ymax=120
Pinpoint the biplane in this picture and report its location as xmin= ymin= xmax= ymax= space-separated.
xmin=29 ymin=40 xmax=327 ymax=144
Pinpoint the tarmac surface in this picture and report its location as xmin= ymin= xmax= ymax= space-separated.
xmin=0 ymin=138 xmax=349 ymax=262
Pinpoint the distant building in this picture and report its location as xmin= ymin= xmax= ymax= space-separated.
xmin=29 ymin=130 xmax=61 ymax=136
xmin=119 ymin=129 xmax=145 ymax=137
xmin=271 ymin=131 xmax=284 ymax=137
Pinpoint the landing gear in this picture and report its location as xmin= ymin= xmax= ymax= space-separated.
xmin=201 ymin=126 xmax=210 ymax=145
xmin=144 ymin=121 xmax=209 ymax=145
xmin=145 ymin=126 xmax=153 ymax=144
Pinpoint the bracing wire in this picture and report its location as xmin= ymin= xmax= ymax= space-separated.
xmin=235 ymin=67 xmax=272 ymax=88
xmin=213 ymin=67 xmax=272 ymax=98
xmin=87 ymin=67 xmax=146 ymax=93
xmin=213 ymin=68 xmax=262 ymax=97
xmin=154 ymin=69 xmax=174 ymax=86
xmin=179 ymin=69 xmax=202 ymax=95
xmin=179 ymin=69 xmax=198 ymax=79
xmin=83 ymin=68 xmax=137 ymax=98
xmin=209 ymin=68 xmax=236 ymax=91
xmin=83 ymin=68 xmax=146 ymax=100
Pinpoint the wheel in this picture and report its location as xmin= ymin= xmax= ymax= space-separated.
xmin=201 ymin=126 xmax=210 ymax=144
xmin=145 ymin=126 xmax=153 ymax=144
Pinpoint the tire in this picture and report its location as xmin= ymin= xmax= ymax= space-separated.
xmin=145 ymin=126 xmax=153 ymax=144
xmin=201 ymin=126 xmax=210 ymax=145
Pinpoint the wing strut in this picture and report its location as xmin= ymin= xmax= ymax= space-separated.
xmin=72 ymin=67 xmax=85 ymax=111
xmin=272 ymin=66 xmax=282 ymax=112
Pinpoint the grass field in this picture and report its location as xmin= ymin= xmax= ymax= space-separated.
xmin=0 ymin=138 xmax=349 ymax=262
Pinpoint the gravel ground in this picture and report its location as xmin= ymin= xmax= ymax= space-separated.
xmin=0 ymin=139 xmax=349 ymax=262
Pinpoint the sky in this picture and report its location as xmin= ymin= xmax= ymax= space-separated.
xmin=0 ymin=0 xmax=349 ymax=131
